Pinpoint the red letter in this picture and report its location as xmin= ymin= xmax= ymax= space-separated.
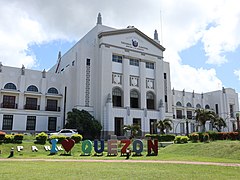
xmin=120 ymin=139 xmax=131 ymax=155
xmin=147 ymin=139 xmax=158 ymax=155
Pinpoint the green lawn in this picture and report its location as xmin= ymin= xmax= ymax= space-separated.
xmin=0 ymin=161 xmax=240 ymax=180
xmin=1 ymin=140 xmax=240 ymax=179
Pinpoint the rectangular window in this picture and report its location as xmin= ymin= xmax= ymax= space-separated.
xmin=146 ymin=62 xmax=154 ymax=69
xmin=26 ymin=116 xmax=36 ymax=130
xmin=215 ymin=104 xmax=219 ymax=114
xmin=2 ymin=115 xmax=13 ymax=130
xmin=86 ymin=58 xmax=90 ymax=66
xmin=112 ymin=55 xmax=122 ymax=63
xmin=48 ymin=117 xmax=57 ymax=131
xmin=176 ymin=110 xmax=183 ymax=119
xmin=230 ymin=104 xmax=234 ymax=118
xmin=46 ymin=99 xmax=58 ymax=111
xmin=2 ymin=95 xmax=16 ymax=108
xmin=25 ymin=97 xmax=38 ymax=110
xmin=187 ymin=111 xmax=192 ymax=119
xmin=129 ymin=59 xmax=139 ymax=66
xmin=164 ymin=73 xmax=167 ymax=79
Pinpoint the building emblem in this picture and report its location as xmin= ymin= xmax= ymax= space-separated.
xmin=132 ymin=39 xmax=138 ymax=47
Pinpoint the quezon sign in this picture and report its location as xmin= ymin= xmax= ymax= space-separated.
xmin=15 ymin=139 xmax=159 ymax=156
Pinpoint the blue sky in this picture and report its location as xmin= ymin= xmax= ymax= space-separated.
xmin=0 ymin=0 xmax=239 ymax=106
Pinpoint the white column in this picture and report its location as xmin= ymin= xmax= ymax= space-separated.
xmin=139 ymin=61 xmax=146 ymax=109
xmin=123 ymin=57 xmax=130 ymax=107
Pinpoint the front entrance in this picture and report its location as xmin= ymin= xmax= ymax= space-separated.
xmin=133 ymin=118 xmax=142 ymax=136
xmin=114 ymin=117 xmax=123 ymax=136
xmin=150 ymin=119 xmax=157 ymax=134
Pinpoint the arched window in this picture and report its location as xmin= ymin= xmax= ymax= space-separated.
xmin=176 ymin=101 xmax=182 ymax=106
xmin=196 ymin=104 xmax=201 ymax=109
xmin=47 ymin=87 xmax=59 ymax=94
xmin=146 ymin=92 xmax=155 ymax=109
xmin=112 ymin=88 xmax=122 ymax=107
xmin=4 ymin=83 xmax=17 ymax=90
xmin=27 ymin=85 xmax=38 ymax=92
xmin=205 ymin=104 xmax=210 ymax=109
xmin=186 ymin=102 xmax=192 ymax=107
xmin=130 ymin=90 xmax=139 ymax=108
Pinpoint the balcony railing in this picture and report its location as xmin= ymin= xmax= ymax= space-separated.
xmin=1 ymin=103 xmax=18 ymax=109
xmin=45 ymin=106 xmax=60 ymax=112
xmin=24 ymin=104 xmax=40 ymax=110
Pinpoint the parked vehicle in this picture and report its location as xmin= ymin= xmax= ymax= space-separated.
xmin=50 ymin=129 xmax=78 ymax=137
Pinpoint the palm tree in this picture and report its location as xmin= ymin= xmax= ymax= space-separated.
xmin=195 ymin=109 xmax=215 ymax=132
xmin=212 ymin=115 xmax=227 ymax=132
xmin=157 ymin=118 xmax=172 ymax=135
xmin=123 ymin=124 xmax=140 ymax=139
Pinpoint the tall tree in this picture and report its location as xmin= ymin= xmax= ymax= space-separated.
xmin=195 ymin=109 xmax=215 ymax=132
xmin=157 ymin=118 xmax=172 ymax=135
xmin=65 ymin=109 xmax=102 ymax=140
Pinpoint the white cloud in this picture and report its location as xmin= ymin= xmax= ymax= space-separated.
xmin=234 ymin=69 xmax=240 ymax=81
xmin=0 ymin=0 xmax=239 ymax=94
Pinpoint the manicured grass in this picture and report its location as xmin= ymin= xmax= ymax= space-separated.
xmin=1 ymin=139 xmax=240 ymax=163
xmin=0 ymin=161 xmax=240 ymax=180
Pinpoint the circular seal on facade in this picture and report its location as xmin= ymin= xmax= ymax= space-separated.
xmin=132 ymin=39 xmax=138 ymax=47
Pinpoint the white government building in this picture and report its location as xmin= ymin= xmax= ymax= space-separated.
xmin=0 ymin=14 xmax=239 ymax=138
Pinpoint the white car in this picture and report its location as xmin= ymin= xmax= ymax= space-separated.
xmin=50 ymin=129 xmax=78 ymax=137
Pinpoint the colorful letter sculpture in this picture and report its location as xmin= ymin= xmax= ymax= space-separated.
xmin=61 ymin=139 xmax=75 ymax=153
xmin=50 ymin=139 xmax=58 ymax=154
xmin=94 ymin=139 xmax=104 ymax=155
xmin=120 ymin=139 xmax=131 ymax=155
xmin=147 ymin=139 xmax=158 ymax=155
xmin=132 ymin=139 xmax=143 ymax=155
xmin=81 ymin=140 xmax=92 ymax=155
xmin=107 ymin=140 xmax=118 ymax=156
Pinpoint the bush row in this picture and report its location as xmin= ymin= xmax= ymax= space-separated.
xmin=0 ymin=133 xmax=24 ymax=143
xmin=35 ymin=132 xmax=83 ymax=144
xmin=174 ymin=136 xmax=189 ymax=144
xmin=145 ymin=134 xmax=175 ymax=142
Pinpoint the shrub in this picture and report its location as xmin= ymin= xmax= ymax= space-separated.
xmin=189 ymin=133 xmax=199 ymax=143
xmin=228 ymin=132 xmax=239 ymax=140
xmin=145 ymin=134 xmax=175 ymax=142
xmin=158 ymin=134 xmax=175 ymax=142
xmin=13 ymin=134 xmax=24 ymax=143
xmin=0 ymin=131 xmax=6 ymax=143
xmin=35 ymin=132 xmax=48 ymax=144
xmin=71 ymin=134 xmax=83 ymax=143
xmin=49 ymin=135 xmax=66 ymax=144
xmin=202 ymin=133 xmax=210 ymax=143
xmin=217 ymin=132 xmax=229 ymax=140
xmin=174 ymin=136 xmax=189 ymax=144
xmin=206 ymin=131 xmax=218 ymax=141
xmin=4 ymin=134 xmax=14 ymax=143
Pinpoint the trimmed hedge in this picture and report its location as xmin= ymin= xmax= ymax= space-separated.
xmin=145 ymin=134 xmax=175 ymax=142
xmin=189 ymin=133 xmax=199 ymax=143
xmin=35 ymin=132 xmax=48 ymax=144
xmin=71 ymin=134 xmax=83 ymax=143
xmin=174 ymin=136 xmax=189 ymax=144
xmin=49 ymin=135 xmax=67 ymax=144
xmin=0 ymin=131 xmax=6 ymax=143
xmin=13 ymin=134 xmax=24 ymax=143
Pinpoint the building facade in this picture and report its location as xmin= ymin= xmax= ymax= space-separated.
xmin=0 ymin=14 xmax=239 ymax=138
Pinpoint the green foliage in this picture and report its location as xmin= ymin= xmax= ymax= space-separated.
xmin=123 ymin=124 xmax=140 ymax=139
xmin=157 ymin=119 xmax=173 ymax=135
xmin=71 ymin=134 xmax=83 ymax=143
xmin=206 ymin=131 xmax=218 ymax=141
xmin=189 ymin=133 xmax=199 ymax=143
xmin=65 ymin=109 xmax=102 ymax=140
xmin=35 ymin=132 xmax=48 ymax=144
xmin=202 ymin=133 xmax=210 ymax=143
xmin=13 ymin=134 xmax=24 ymax=143
xmin=49 ymin=135 xmax=66 ymax=144
xmin=195 ymin=109 xmax=216 ymax=132
xmin=145 ymin=134 xmax=175 ymax=142
xmin=174 ymin=136 xmax=189 ymax=144
xmin=4 ymin=134 xmax=14 ymax=143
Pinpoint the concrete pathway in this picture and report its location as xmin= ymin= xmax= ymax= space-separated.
xmin=1 ymin=158 xmax=240 ymax=167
